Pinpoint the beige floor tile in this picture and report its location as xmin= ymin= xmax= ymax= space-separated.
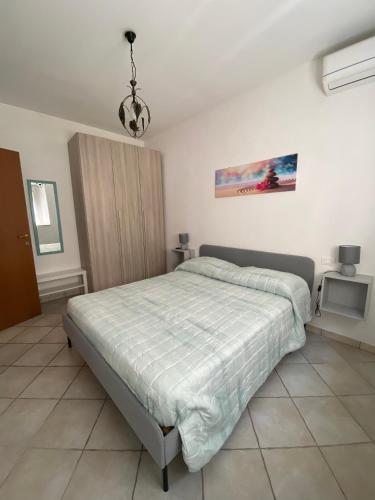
xmin=64 ymin=450 xmax=139 ymax=500
xmin=0 ymin=399 xmax=57 ymax=446
xmin=32 ymin=399 xmax=103 ymax=449
xmin=351 ymin=362 xmax=375 ymax=388
xmin=0 ymin=446 xmax=25 ymax=485
xmin=331 ymin=343 xmax=375 ymax=364
xmin=0 ymin=344 xmax=32 ymax=365
xmin=0 ymin=448 xmax=80 ymax=500
xmin=32 ymin=314 xmax=62 ymax=327
xmin=306 ymin=324 xmax=322 ymax=335
xmin=13 ymin=344 xmax=63 ymax=367
xmin=313 ymin=363 xmax=374 ymax=395
xmin=263 ymin=447 xmax=344 ymax=500
xmin=10 ymin=327 xmax=53 ymax=344
xmin=49 ymin=346 xmax=84 ymax=366
xmin=41 ymin=299 xmax=67 ymax=314
xmin=340 ymin=395 xmax=375 ymax=440
xmin=20 ymin=367 xmax=80 ymax=399
xmin=134 ymin=453 xmax=201 ymax=500
xmin=63 ymin=367 xmax=106 ymax=399
xmin=305 ymin=330 xmax=324 ymax=341
xmin=294 ymin=396 xmax=369 ymax=445
xmin=0 ymin=366 xmax=42 ymax=397
xmin=16 ymin=315 xmax=43 ymax=327
xmin=204 ymin=450 xmax=273 ymax=500
xmin=40 ymin=326 xmax=67 ymax=344
xmin=302 ymin=341 xmax=346 ymax=363
xmin=321 ymin=443 xmax=375 ymax=500
xmin=277 ymin=364 xmax=333 ymax=396
xmin=249 ymin=397 xmax=314 ymax=448
xmin=0 ymin=327 xmax=26 ymax=343
xmin=255 ymin=371 xmax=289 ymax=397
xmin=0 ymin=399 xmax=13 ymax=415
xmin=86 ymin=400 xmax=141 ymax=451
xmin=222 ymin=410 xmax=258 ymax=449
xmin=0 ymin=367 xmax=7 ymax=375
xmin=280 ymin=350 xmax=308 ymax=364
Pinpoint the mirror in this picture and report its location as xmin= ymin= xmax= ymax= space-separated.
xmin=27 ymin=180 xmax=64 ymax=255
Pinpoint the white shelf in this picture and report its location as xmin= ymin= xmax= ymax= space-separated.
xmin=39 ymin=284 xmax=85 ymax=298
xmin=37 ymin=268 xmax=86 ymax=283
xmin=320 ymin=301 xmax=364 ymax=320
xmin=37 ymin=268 xmax=88 ymax=299
xmin=172 ymin=248 xmax=195 ymax=256
xmin=320 ymin=272 xmax=373 ymax=320
xmin=323 ymin=271 xmax=373 ymax=285
xmin=171 ymin=248 xmax=195 ymax=268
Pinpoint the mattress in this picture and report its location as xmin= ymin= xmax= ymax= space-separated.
xmin=67 ymin=257 xmax=311 ymax=471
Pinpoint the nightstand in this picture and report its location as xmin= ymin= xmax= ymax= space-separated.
xmin=172 ymin=248 xmax=195 ymax=267
xmin=320 ymin=271 xmax=373 ymax=320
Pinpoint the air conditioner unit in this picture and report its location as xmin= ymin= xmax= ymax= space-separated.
xmin=322 ymin=36 xmax=375 ymax=95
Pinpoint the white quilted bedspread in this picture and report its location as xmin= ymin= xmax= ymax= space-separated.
xmin=67 ymin=257 xmax=311 ymax=471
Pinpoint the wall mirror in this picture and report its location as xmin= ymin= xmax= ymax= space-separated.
xmin=27 ymin=180 xmax=64 ymax=255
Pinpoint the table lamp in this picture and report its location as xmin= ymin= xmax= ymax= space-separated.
xmin=338 ymin=245 xmax=360 ymax=277
xmin=179 ymin=233 xmax=189 ymax=250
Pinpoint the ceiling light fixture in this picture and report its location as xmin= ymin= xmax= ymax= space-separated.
xmin=119 ymin=31 xmax=151 ymax=138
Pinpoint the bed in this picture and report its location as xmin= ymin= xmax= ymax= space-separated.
xmin=63 ymin=244 xmax=314 ymax=491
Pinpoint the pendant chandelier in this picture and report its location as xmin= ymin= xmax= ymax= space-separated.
xmin=119 ymin=31 xmax=151 ymax=138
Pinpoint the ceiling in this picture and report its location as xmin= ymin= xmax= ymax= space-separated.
xmin=1 ymin=0 xmax=374 ymax=137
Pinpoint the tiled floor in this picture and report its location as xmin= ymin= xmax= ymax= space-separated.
xmin=0 ymin=301 xmax=375 ymax=499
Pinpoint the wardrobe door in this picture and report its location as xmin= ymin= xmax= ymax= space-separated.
xmin=138 ymin=148 xmax=166 ymax=278
xmin=68 ymin=134 xmax=92 ymax=287
xmin=78 ymin=134 xmax=123 ymax=291
xmin=111 ymin=142 xmax=146 ymax=283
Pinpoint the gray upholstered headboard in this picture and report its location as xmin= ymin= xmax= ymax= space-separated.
xmin=200 ymin=245 xmax=315 ymax=293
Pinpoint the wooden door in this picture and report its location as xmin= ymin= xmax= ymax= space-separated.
xmin=0 ymin=148 xmax=41 ymax=330
xmin=111 ymin=142 xmax=146 ymax=284
xmin=77 ymin=134 xmax=123 ymax=291
xmin=138 ymin=148 xmax=166 ymax=278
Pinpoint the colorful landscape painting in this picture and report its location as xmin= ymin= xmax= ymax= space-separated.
xmin=215 ymin=153 xmax=298 ymax=198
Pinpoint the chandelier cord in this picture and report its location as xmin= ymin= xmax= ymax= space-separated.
xmin=130 ymin=43 xmax=137 ymax=82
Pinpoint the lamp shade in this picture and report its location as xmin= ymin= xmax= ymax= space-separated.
xmin=338 ymin=245 xmax=360 ymax=264
xmin=179 ymin=233 xmax=189 ymax=246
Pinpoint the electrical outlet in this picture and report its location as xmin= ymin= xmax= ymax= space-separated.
xmin=321 ymin=256 xmax=335 ymax=266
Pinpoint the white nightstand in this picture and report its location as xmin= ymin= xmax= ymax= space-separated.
xmin=320 ymin=271 xmax=373 ymax=320
xmin=172 ymin=248 xmax=195 ymax=268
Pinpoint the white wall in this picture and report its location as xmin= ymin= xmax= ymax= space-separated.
xmin=0 ymin=103 xmax=142 ymax=276
xmin=148 ymin=61 xmax=375 ymax=346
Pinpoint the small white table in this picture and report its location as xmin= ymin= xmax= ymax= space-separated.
xmin=320 ymin=271 xmax=373 ymax=320
xmin=37 ymin=268 xmax=88 ymax=300
xmin=172 ymin=248 xmax=195 ymax=268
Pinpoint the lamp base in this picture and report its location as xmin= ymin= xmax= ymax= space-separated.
xmin=340 ymin=264 xmax=357 ymax=277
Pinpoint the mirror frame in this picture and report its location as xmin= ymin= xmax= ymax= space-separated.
xmin=27 ymin=179 xmax=64 ymax=256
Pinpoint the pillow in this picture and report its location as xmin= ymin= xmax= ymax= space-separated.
xmin=176 ymin=256 xmax=238 ymax=274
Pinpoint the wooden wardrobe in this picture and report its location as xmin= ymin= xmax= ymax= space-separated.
xmin=68 ymin=133 xmax=166 ymax=292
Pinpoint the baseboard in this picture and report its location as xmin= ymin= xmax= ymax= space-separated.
xmin=321 ymin=329 xmax=360 ymax=347
xmin=359 ymin=342 xmax=375 ymax=354
xmin=306 ymin=323 xmax=375 ymax=352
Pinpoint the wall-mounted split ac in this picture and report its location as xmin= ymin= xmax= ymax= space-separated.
xmin=322 ymin=36 xmax=375 ymax=95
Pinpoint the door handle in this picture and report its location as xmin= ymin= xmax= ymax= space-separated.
xmin=18 ymin=233 xmax=30 ymax=246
